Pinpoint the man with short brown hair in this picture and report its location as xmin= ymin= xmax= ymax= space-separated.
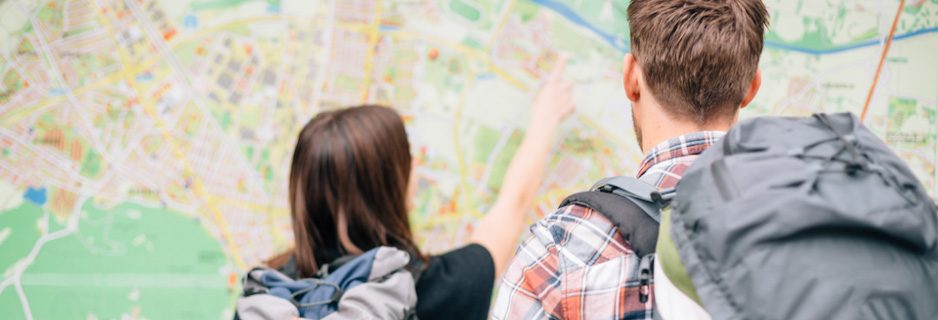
xmin=491 ymin=0 xmax=769 ymax=318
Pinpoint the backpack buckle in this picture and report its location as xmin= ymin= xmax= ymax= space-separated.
xmin=638 ymin=254 xmax=655 ymax=303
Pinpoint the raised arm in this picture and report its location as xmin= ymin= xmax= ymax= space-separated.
xmin=469 ymin=55 xmax=575 ymax=276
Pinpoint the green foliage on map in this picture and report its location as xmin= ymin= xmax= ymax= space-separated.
xmin=1 ymin=0 xmax=936 ymax=318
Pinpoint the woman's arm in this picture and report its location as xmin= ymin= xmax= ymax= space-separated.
xmin=469 ymin=55 xmax=575 ymax=276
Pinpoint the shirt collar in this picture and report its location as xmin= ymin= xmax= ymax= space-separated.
xmin=637 ymin=131 xmax=726 ymax=178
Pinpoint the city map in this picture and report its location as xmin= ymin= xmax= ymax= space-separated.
xmin=0 ymin=0 xmax=936 ymax=318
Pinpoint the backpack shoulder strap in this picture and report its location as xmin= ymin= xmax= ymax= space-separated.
xmin=591 ymin=176 xmax=675 ymax=222
xmin=560 ymin=176 xmax=671 ymax=256
xmin=405 ymin=253 xmax=427 ymax=283
xmin=316 ymin=254 xmax=360 ymax=278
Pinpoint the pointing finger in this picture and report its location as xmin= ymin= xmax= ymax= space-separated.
xmin=549 ymin=53 xmax=570 ymax=83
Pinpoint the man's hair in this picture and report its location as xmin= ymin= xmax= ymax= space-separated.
xmin=628 ymin=0 xmax=769 ymax=124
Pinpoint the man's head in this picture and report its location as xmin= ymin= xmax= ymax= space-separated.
xmin=624 ymin=0 xmax=769 ymax=151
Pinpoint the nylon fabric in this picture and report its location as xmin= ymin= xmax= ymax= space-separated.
xmin=321 ymin=270 xmax=417 ymax=320
xmin=655 ymin=207 xmax=701 ymax=306
xmin=669 ymin=113 xmax=938 ymax=319
xmin=235 ymin=246 xmax=418 ymax=320
xmin=236 ymin=294 xmax=300 ymax=320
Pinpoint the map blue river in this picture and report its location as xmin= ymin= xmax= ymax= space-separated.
xmin=528 ymin=0 xmax=938 ymax=56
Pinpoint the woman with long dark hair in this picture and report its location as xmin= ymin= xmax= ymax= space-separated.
xmin=267 ymin=58 xmax=575 ymax=319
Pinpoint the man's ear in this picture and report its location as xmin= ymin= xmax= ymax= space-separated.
xmin=740 ymin=68 xmax=762 ymax=109
xmin=623 ymin=54 xmax=641 ymax=103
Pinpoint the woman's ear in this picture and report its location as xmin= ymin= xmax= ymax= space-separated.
xmin=623 ymin=54 xmax=642 ymax=103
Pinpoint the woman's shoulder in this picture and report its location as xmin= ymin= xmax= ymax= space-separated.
xmin=415 ymin=244 xmax=495 ymax=320
xmin=425 ymin=243 xmax=493 ymax=273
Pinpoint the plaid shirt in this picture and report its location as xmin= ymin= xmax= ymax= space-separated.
xmin=491 ymin=131 xmax=725 ymax=320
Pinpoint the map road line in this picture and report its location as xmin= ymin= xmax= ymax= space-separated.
xmin=576 ymin=114 xmax=637 ymax=163
xmin=0 ymin=191 xmax=82 ymax=319
xmin=15 ymin=281 xmax=33 ymax=320
xmin=121 ymin=0 xmax=247 ymax=269
xmin=862 ymin=0 xmax=906 ymax=122
xmin=486 ymin=0 xmax=518 ymax=51
xmin=309 ymin=0 xmax=337 ymax=118
xmin=453 ymin=71 xmax=477 ymax=212
xmin=387 ymin=31 xmax=529 ymax=91
xmin=10 ymin=0 xmax=121 ymax=173
xmin=0 ymin=14 xmax=322 ymax=129
xmin=360 ymin=0 xmax=382 ymax=103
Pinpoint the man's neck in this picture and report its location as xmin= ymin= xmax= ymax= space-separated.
xmin=640 ymin=111 xmax=735 ymax=153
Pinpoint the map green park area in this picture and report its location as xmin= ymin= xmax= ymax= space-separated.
xmin=1 ymin=0 xmax=936 ymax=318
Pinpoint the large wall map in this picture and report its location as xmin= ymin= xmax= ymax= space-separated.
xmin=0 ymin=0 xmax=936 ymax=318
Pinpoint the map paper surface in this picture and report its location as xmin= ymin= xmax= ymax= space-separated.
xmin=0 ymin=0 xmax=936 ymax=318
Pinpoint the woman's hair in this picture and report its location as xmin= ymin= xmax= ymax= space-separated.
xmin=281 ymin=105 xmax=425 ymax=277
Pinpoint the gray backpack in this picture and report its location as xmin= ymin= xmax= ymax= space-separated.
xmin=565 ymin=113 xmax=938 ymax=319
xmin=662 ymin=112 xmax=938 ymax=319
xmin=235 ymin=246 xmax=422 ymax=320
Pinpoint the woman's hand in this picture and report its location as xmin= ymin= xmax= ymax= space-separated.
xmin=531 ymin=54 xmax=575 ymax=127
xmin=469 ymin=52 xmax=577 ymax=276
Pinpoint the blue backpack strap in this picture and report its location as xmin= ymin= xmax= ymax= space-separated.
xmin=560 ymin=176 xmax=671 ymax=257
xmin=319 ymin=252 xmax=426 ymax=283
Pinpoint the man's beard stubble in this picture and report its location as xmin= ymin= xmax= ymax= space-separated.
xmin=632 ymin=107 xmax=643 ymax=154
